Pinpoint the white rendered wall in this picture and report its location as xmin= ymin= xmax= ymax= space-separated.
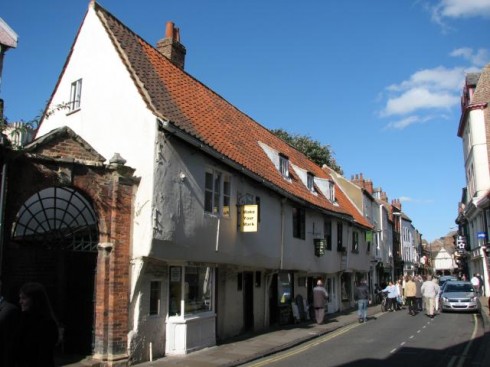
xmin=35 ymin=7 xmax=157 ymax=260
xmin=468 ymin=109 xmax=490 ymax=198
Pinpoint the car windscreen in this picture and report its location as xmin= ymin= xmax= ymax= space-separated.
xmin=445 ymin=284 xmax=474 ymax=293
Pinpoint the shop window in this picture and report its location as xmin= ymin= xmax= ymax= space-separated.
xmin=149 ymin=281 xmax=161 ymax=316
xmin=278 ymin=272 xmax=292 ymax=304
xmin=168 ymin=266 xmax=213 ymax=317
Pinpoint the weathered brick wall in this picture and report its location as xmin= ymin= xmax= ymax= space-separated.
xmin=3 ymin=151 xmax=137 ymax=364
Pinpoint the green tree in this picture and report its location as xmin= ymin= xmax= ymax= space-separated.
xmin=271 ymin=128 xmax=343 ymax=175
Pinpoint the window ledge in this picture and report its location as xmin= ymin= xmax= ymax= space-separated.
xmin=167 ymin=312 xmax=216 ymax=324
xmin=66 ymin=108 xmax=81 ymax=116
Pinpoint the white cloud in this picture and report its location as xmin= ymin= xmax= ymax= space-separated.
xmin=382 ymin=87 xmax=458 ymax=116
xmin=450 ymin=48 xmax=490 ymax=67
xmin=399 ymin=196 xmax=413 ymax=202
xmin=428 ymin=0 xmax=490 ymax=31
xmin=435 ymin=0 xmax=490 ymax=19
xmin=384 ymin=116 xmax=422 ymax=130
xmin=380 ymin=47 xmax=490 ymax=129
xmin=387 ymin=66 xmax=465 ymax=92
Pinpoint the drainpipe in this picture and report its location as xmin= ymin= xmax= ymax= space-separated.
xmin=280 ymin=198 xmax=286 ymax=270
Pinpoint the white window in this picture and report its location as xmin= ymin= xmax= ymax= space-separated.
xmin=326 ymin=180 xmax=335 ymax=202
xmin=307 ymin=172 xmax=314 ymax=191
xmin=69 ymin=78 xmax=82 ymax=111
xmin=279 ymin=154 xmax=289 ymax=178
xmin=205 ymin=169 xmax=231 ymax=217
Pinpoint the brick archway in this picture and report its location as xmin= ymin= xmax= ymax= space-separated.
xmin=1 ymin=131 xmax=138 ymax=364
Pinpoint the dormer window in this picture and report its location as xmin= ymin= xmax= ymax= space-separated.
xmin=307 ymin=172 xmax=314 ymax=191
xmin=69 ymin=78 xmax=82 ymax=111
xmin=279 ymin=154 xmax=289 ymax=178
xmin=326 ymin=180 xmax=335 ymax=201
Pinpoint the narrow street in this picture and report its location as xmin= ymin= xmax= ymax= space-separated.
xmin=241 ymin=311 xmax=486 ymax=367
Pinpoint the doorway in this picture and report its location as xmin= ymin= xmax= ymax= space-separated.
xmin=243 ymin=272 xmax=254 ymax=332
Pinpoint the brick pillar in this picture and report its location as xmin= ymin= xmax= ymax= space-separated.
xmin=92 ymin=171 xmax=135 ymax=364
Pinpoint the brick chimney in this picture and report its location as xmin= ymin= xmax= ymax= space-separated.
xmin=156 ymin=21 xmax=186 ymax=69
xmin=391 ymin=199 xmax=402 ymax=212
xmin=373 ymin=187 xmax=388 ymax=202
xmin=350 ymin=173 xmax=373 ymax=194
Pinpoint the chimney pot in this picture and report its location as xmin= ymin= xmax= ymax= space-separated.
xmin=157 ymin=21 xmax=186 ymax=69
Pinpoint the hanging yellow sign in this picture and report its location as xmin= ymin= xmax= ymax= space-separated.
xmin=240 ymin=205 xmax=258 ymax=232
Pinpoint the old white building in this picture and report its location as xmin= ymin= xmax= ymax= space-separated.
xmin=33 ymin=1 xmax=372 ymax=364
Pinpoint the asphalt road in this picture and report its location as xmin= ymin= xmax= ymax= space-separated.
xmin=241 ymin=309 xmax=486 ymax=367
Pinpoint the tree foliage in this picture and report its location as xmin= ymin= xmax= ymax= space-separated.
xmin=271 ymin=128 xmax=343 ymax=175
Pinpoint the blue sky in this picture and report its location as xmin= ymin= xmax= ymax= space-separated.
xmin=2 ymin=0 xmax=490 ymax=242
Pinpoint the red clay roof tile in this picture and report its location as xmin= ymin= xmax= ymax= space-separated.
xmin=94 ymin=2 xmax=372 ymax=229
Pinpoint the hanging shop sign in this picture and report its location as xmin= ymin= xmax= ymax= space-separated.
xmin=240 ymin=204 xmax=258 ymax=232
xmin=314 ymin=238 xmax=326 ymax=257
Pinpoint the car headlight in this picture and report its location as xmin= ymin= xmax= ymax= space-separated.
xmin=442 ymin=297 xmax=448 ymax=302
xmin=471 ymin=297 xmax=477 ymax=302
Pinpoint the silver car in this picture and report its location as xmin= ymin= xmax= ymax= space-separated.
xmin=440 ymin=281 xmax=479 ymax=312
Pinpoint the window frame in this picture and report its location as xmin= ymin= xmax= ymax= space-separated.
xmin=307 ymin=172 xmax=315 ymax=191
xmin=324 ymin=220 xmax=332 ymax=251
xmin=337 ymin=222 xmax=344 ymax=251
xmin=352 ymin=231 xmax=359 ymax=253
xmin=204 ymin=169 xmax=231 ymax=217
xmin=69 ymin=78 xmax=82 ymax=111
xmin=292 ymin=207 xmax=306 ymax=240
xmin=168 ymin=265 xmax=214 ymax=318
xmin=279 ymin=154 xmax=289 ymax=178
xmin=149 ymin=280 xmax=162 ymax=316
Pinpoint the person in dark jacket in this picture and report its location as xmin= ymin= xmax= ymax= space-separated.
xmin=14 ymin=282 xmax=59 ymax=367
xmin=355 ymin=279 xmax=370 ymax=323
xmin=0 ymin=279 xmax=20 ymax=367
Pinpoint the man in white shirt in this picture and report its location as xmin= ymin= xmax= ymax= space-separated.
xmin=471 ymin=274 xmax=480 ymax=295
xmin=421 ymin=275 xmax=440 ymax=318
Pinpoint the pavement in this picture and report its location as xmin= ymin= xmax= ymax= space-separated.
xmin=65 ymin=297 xmax=490 ymax=367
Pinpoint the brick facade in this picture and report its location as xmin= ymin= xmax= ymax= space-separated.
xmin=1 ymin=128 xmax=138 ymax=365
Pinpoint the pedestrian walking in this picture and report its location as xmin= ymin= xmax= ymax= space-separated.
xmin=421 ymin=275 xmax=439 ymax=318
xmin=432 ymin=276 xmax=440 ymax=313
xmin=382 ymin=281 xmax=398 ymax=311
xmin=354 ymin=279 xmax=370 ymax=323
xmin=396 ymin=279 xmax=403 ymax=310
xmin=471 ymin=273 xmax=481 ymax=295
xmin=14 ymin=282 xmax=59 ymax=367
xmin=404 ymin=275 xmax=417 ymax=316
xmin=477 ymin=273 xmax=484 ymax=296
xmin=313 ymin=280 xmax=328 ymax=325
xmin=415 ymin=275 xmax=423 ymax=311
xmin=0 ymin=279 xmax=20 ymax=367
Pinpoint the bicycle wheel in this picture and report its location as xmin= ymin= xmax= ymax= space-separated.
xmin=381 ymin=300 xmax=386 ymax=312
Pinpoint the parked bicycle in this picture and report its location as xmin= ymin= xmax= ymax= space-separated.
xmin=377 ymin=290 xmax=389 ymax=312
